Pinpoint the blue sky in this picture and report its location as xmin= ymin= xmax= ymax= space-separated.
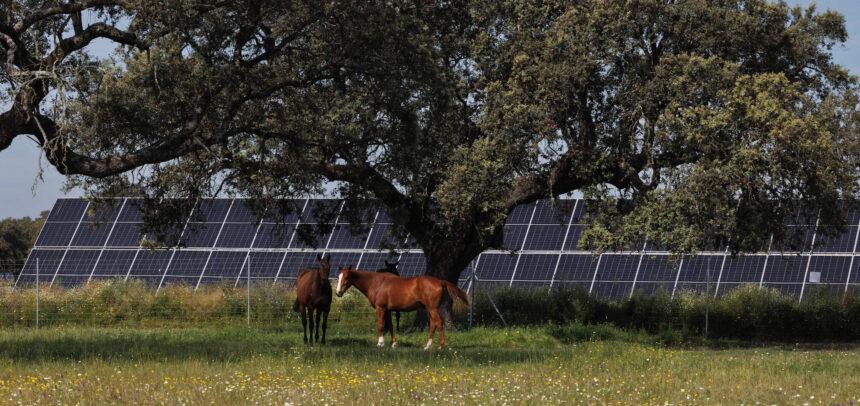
xmin=1 ymin=1 xmax=858 ymax=219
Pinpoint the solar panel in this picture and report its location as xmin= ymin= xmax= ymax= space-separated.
xmin=763 ymin=255 xmax=807 ymax=283
xmin=248 ymin=252 xmax=285 ymax=279
xmin=633 ymin=282 xmax=674 ymax=296
xmin=201 ymin=251 xmax=247 ymax=280
xmin=18 ymin=249 xmax=64 ymax=284
xmin=92 ymin=250 xmax=137 ymax=276
xmin=71 ymin=222 xmax=113 ymax=246
xmin=594 ymin=254 xmax=639 ymax=282
xmin=106 ymin=223 xmax=144 ymax=247
xmin=129 ymin=250 xmax=172 ymax=278
xmin=475 ymin=253 xmax=516 ymax=281
xmin=523 ymin=225 xmax=567 ymax=250
xmin=35 ymin=222 xmax=78 ymax=247
xmin=553 ymin=254 xmax=599 ymax=283
xmin=83 ymin=201 xmax=122 ymax=223
xmin=195 ymin=199 xmax=232 ymax=223
xmin=253 ymin=224 xmax=294 ymax=248
xmin=507 ymin=202 xmax=535 ymax=224
xmin=165 ymin=250 xmax=209 ymax=277
xmin=21 ymin=197 xmax=860 ymax=302
xmin=678 ymin=255 xmax=723 ymax=283
xmin=180 ymin=223 xmax=222 ymax=248
xmin=530 ymin=200 xmax=573 ymax=225
xmin=592 ymin=282 xmax=632 ymax=299
xmin=365 ymin=224 xmax=407 ymax=250
xmin=46 ymin=199 xmax=88 ymax=222
xmin=277 ymin=252 xmax=321 ymax=280
xmin=503 ymin=225 xmax=528 ymax=250
xmin=301 ymin=199 xmax=342 ymax=224
xmin=512 ymin=254 xmax=557 ymax=281
xmin=215 ymin=223 xmax=258 ymax=248
xmin=56 ymin=250 xmax=99 ymax=278
xmin=562 ymin=225 xmax=585 ymax=251
xmin=814 ymin=226 xmax=856 ymax=252
xmin=118 ymin=199 xmax=145 ymax=222
xmin=636 ymin=255 xmax=678 ymax=282
xmin=327 ymin=225 xmax=371 ymax=249
xmin=807 ymin=256 xmax=851 ymax=284
xmin=398 ymin=253 xmax=427 ymax=277
xmin=226 ymin=199 xmax=261 ymax=223
xmin=720 ymin=255 xmax=766 ymax=283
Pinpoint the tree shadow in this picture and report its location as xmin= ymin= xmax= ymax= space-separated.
xmin=0 ymin=328 xmax=554 ymax=365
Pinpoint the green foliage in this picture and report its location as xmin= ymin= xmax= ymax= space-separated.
xmin=0 ymin=211 xmax=47 ymax=274
xmin=471 ymin=285 xmax=860 ymax=342
xmin=3 ymin=0 xmax=852 ymax=281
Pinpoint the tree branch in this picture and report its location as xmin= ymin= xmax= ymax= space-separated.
xmin=13 ymin=1 xmax=125 ymax=33
xmin=47 ymin=22 xmax=147 ymax=66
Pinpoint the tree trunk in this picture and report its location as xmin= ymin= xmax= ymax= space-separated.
xmin=407 ymin=239 xmax=484 ymax=331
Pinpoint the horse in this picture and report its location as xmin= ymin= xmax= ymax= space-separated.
xmin=293 ymin=253 xmax=333 ymax=344
xmin=335 ymin=266 xmax=468 ymax=350
xmin=376 ymin=260 xmax=401 ymax=334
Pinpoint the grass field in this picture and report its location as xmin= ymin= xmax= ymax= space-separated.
xmin=0 ymin=325 xmax=856 ymax=405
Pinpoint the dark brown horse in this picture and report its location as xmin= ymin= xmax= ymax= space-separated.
xmin=336 ymin=267 xmax=468 ymax=349
xmin=376 ymin=260 xmax=401 ymax=334
xmin=294 ymin=253 xmax=332 ymax=344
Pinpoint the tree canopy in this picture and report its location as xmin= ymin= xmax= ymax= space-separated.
xmin=0 ymin=211 xmax=47 ymax=275
xmin=2 ymin=1 xmax=858 ymax=281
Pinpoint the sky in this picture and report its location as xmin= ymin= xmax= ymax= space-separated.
xmin=0 ymin=1 xmax=859 ymax=219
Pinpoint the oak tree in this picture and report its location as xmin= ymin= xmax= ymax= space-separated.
xmin=2 ymin=1 xmax=858 ymax=282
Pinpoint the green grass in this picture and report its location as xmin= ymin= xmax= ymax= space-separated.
xmin=0 ymin=325 xmax=856 ymax=404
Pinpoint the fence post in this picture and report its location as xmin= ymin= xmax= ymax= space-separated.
xmin=468 ymin=266 xmax=474 ymax=330
xmin=247 ymin=257 xmax=251 ymax=327
xmin=474 ymin=272 xmax=507 ymax=327
xmin=35 ymin=259 xmax=39 ymax=329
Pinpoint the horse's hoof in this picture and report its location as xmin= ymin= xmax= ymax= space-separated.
xmin=391 ymin=341 xmax=398 ymax=349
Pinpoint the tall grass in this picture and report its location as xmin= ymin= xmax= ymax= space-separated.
xmin=471 ymin=284 xmax=860 ymax=342
xmin=3 ymin=280 xmax=860 ymax=342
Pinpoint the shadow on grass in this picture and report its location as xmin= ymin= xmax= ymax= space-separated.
xmin=0 ymin=325 xmax=854 ymax=364
xmin=0 ymin=327 xmax=557 ymax=365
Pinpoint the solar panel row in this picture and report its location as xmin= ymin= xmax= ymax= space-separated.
xmin=18 ymin=198 xmax=860 ymax=301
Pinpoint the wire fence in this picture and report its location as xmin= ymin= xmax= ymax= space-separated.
xmin=3 ymin=256 xmax=860 ymax=337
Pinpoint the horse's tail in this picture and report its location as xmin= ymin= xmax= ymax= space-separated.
xmin=442 ymin=281 xmax=469 ymax=305
xmin=292 ymin=299 xmax=299 ymax=313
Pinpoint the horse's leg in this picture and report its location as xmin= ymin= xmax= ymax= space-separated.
xmin=435 ymin=309 xmax=446 ymax=349
xmin=314 ymin=307 xmax=322 ymax=343
xmin=424 ymin=307 xmax=438 ymax=350
xmin=321 ymin=309 xmax=329 ymax=345
xmin=395 ymin=311 xmax=400 ymax=333
xmin=389 ymin=310 xmax=398 ymax=348
xmin=300 ymin=305 xmax=308 ymax=344
xmin=308 ymin=307 xmax=314 ymax=344
xmin=375 ymin=307 xmax=386 ymax=348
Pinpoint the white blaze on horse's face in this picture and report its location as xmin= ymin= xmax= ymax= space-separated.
xmin=336 ymin=271 xmax=347 ymax=297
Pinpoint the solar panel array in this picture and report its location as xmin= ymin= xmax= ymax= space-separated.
xmin=17 ymin=198 xmax=860 ymax=301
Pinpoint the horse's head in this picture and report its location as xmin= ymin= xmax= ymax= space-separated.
xmin=383 ymin=260 xmax=399 ymax=275
xmin=336 ymin=266 xmax=353 ymax=297
xmin=316 ymin=253 xmax=332 ymax=273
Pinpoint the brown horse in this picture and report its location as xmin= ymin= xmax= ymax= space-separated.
xmin=335 ymin=266 xmax=468 ymax=350
xmin=376 ymin=260 xmax=401 ymax=334
xmin=293 ymin=253 xmax=332 ymax=344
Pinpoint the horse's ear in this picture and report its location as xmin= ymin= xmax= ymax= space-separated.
xmin=316 ymin=253 xmax=322 ymax=261
xmin=324 ymin=253 xmax=331 ymax=261
xmin=384 ymin=260 xmax=391 ymax=266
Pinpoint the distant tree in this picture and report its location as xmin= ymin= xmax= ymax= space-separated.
xmin=0 ymin=211 xmax=47 ymax=276
xmin=2 ymin=1 xmax=858 ymax=282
